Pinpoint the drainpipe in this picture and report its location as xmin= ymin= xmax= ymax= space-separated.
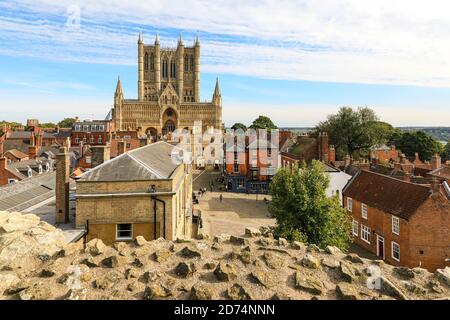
xmin=151 ymin=196 xmax=166 ymax=239
xmin=83 ymin=219 xmax=89 ymax=249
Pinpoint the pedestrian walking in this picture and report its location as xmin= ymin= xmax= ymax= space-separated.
xmin=219 ymin=194 xmax=223 ymax=202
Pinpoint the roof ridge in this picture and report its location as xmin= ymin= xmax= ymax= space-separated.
xmin=77 ymin=152 xmax=129 ymax=180
xmin=127 ymin=152 xmax=164 ymax=179
xmin=360 ymin=169 xmax=431 ymax=189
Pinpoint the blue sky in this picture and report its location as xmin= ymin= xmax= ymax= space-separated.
xmin=1 ymin=0 xmax=450 ymax=127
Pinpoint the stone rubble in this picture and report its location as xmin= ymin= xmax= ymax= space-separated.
xmin=0 ymin=211 xmax=449 ymax=300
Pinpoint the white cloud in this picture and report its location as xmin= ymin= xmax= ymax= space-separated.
xmin=1 ymin=0 xmax=450 ymax=86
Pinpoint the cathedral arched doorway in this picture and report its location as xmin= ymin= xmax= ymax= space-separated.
xmin=145 ymin=127 xmax=158 ymax=141
xmin=162 ymin=108 xmax=177 ymax=135
xmin=163 ymin=120 xmax=175 ymax=135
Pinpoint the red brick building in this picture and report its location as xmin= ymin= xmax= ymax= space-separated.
xmin=71 ymin=120 xmax=113 ymax=147
xmin=280 ymin=132 xmax=335 ymax=168
xmin=370 ymin=145 xmax=400 ymax=163
xmin=343 ymin=170 xmax=450 ymax=271
xmin=224 ymin=134 xmax=279 ymax=193
xmin=110 ymin=130 xmax=149 ymax=158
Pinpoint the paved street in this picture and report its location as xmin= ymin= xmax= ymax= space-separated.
xmin=193 ymin=169 xmax=276 ymax=237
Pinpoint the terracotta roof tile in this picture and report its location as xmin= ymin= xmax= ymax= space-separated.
xmin=343 ymin=170 xmax=432 ymax=220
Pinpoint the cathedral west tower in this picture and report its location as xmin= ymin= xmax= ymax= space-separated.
xmin=112 ymin=33 xmax=222 ymax=139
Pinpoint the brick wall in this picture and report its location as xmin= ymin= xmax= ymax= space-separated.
xmin=408 ymin=192 xmax=450 ymax=271
xmin=76 ymin=164 xmax=192 ymax=242
xmin=345 ymin=194 xmax=450 ymax=271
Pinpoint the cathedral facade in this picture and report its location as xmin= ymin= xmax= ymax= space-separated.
xmin=112 ymin=33 xmax=222 ymax=139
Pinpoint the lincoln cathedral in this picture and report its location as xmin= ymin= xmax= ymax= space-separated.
xmin=112 ymin=33 xmax=223 ymax=139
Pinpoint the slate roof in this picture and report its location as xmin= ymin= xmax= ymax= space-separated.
xmin=343 ymin=170 xmax=432 ymax=220
xmin=0 ymin=171 xmax=56 ymax=211
xmin=7 ymin=131 xmax=32 ymax=139
xmin=3 ymin=139 xmax=30 ymax=154
xmin=53 ymin=129 xmax=72 ymax=139
xmin=78 ymin=141 xmax=180 ymax=182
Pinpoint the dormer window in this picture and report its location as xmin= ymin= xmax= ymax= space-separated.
xmin=38 ymin=165 xmax=43 ymax=174
xmin=28 ymin=169 xmax=32 ymax=177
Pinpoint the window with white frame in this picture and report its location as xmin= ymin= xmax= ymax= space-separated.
xmin=361 ymin=224 xmax=371 ymax=244
xmin=392 ymin=241 xmax=400 ymax=261
xmin=98 ymin=136 xmax=102 ymax=143
xmin=352 ymin=219 xmax=358 ymax=236
xmin=361 ymin=203 xmax=368 ymax=219
xmin=233 ymin=163 xmax=239 ymax=173
xmin=347 ymin=197 xmax=353 ymax=212
xmin=90 ymin=136 xmax=94 ymax=144
xmin=75 ymin=137 xmax=80 ymax=144
xmin=75 ymin=125 xmax=81 ymax=131
xmin=392 ymin=216 xmax=400 ymax=235
xmin=116 ymin=223 xmax=132 ymax=240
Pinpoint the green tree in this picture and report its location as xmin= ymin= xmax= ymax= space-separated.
xmin=269 ymin=161 xmax=352 ymax=250
xmin=57 ymin=118 xmax=77 ymax=128
xmin=392 ymin=131 xmax=443 ymax=161
xmin=315 ymin=107 xmax=397 ymax=159
xmin=440 ymin=142 xmax=450 ymax=161
xmin=441 ymin=141 xmax=450 ymax=161
xmin=231 ymin=122 xmax=248 ymax=132
xmin=0 ymin=120 xmax=23 ymax=135
xmin=38 ymin=122 xmax=57 ymax=128
xmin=249 ymin=115 xmax=277 ymax=130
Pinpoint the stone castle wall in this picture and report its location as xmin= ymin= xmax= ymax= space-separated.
xmin=1 ymin=212 xmax=449 ymax=300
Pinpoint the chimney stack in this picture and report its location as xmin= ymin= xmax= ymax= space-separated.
xmin=0 ymin=157 xmax=7 ymax=170
xmin=28 ymin=146 xmax=38 ymax=159
xmin=430 ymin=177 xmax=441 ymax=194
xmin=329 ymin=145 xmax=336 ymax=164
xmin=414 ymin=152 xmax=421 ymax=164
xmin=91 ymin=143 xmax=111 ymax=168
xmin=431 ymin=154 xmax=442 ymax=170
xmin=344 ymin=154 xmax=351 ymax=168
xmin=55 ymin=147 xmax=70 ymax=224
xmin=400 ymin=153 xmax=407 ymax=164
xmin=0 ymin=137 xmax=4 ymax=157
xmin=117 ymin=140 xmax=127 ymax=156
xmin=403 ymin=172 xmax=411 ymax=183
